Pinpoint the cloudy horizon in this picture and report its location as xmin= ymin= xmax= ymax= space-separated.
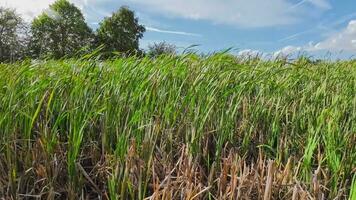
xmin=1 ymin=0 xmax=355 ymax=58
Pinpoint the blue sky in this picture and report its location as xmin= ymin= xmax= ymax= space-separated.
xmin=1 ymin=0 xmax=356 ymax=57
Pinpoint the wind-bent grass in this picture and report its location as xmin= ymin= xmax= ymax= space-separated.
xmin=0 ymin=54 xmax=355 ymax=199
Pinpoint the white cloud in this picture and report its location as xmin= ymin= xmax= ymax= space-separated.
xmin=238 ymin=49 xmax=262 ymax=57
xmin=43 ymin=8 xmax=61 ymax=20
xmin=0 ymin=0 xmax=56 ymax=21
xmin=1 ymin=0 xmax=331 ymax=27
xmin=0 ymin=0 xmax=96 ymax=21
xmin=127 ymin=0 xmax=328 ymax=28
xmin=310 ymin=20 xmax=356 ymax=52
xmin=146 ymin=26 xmax=201 ymax=37
xmin=275 ymin=20 xmax=356 ymax=56
xmin=274 ymin=45 xmax=303 ymax=57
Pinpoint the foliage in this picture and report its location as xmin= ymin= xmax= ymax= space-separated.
xmin=147 ymin=41 xmax=176 ymax=57
xmin=96 ymin=6 xmax=145 ymax=56
xmin=0 ymin=55 xmax=355 ymax=199
xmin=1 ymin=2 xmax=147 ymax=61
xmin=29 ymin=0 xmax=93 ymax=59
xmin=0 ymin=7 xmax=29 ymax=62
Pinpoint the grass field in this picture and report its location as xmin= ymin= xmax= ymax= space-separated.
xmin=0 ymin=54 xmax=355 ymax=199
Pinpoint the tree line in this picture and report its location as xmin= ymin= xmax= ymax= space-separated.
xmin=0 ymin=0 xmax=174 ymax=62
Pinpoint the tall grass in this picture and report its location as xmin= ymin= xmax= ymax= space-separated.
xmin=0 ymin=54 xmax=355 ymax=199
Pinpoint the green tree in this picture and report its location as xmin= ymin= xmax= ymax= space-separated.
xmin=96 ymin=6 xmax=145 ymax=56
xmin=30 ymin=0 xmax=93 ymax=58
xmin=0 ymin=7 xmax=29 ymax=62
xmin=147 ymin=42 xmax=176 ymax=57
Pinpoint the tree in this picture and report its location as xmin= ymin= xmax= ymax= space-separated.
xmin=0 ymin=7 xmax=29 ymax=62
xmin=30 ymin=0 xmax=93 ymax=58
xmin=147 ymin=42 xmax=176 ymax=57
xmin=96 ymin=6 xmax=145 ymax=56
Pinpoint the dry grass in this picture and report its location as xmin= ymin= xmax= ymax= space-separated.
xmin=0 ymin=54 xmax=355 ymax=199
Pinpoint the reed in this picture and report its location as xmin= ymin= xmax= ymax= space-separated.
xmin=0 ymin=54 xmax=355 ymax=199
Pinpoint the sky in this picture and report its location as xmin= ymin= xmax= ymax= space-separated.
xmin=1 ymin=0 xmax=356 ymax=58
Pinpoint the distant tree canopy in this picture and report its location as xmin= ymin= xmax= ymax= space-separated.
xmin=148 ymin=42 xmax=177 ymax=57
xmin=30 ymin=0 xmax=93 ymax=58
xmin=0 ymin=0 xmax=149 ymax=61
xmin=96 ymin=6 xmax=145 ymax=56
xmin=0 ymin=7 xmax=29 ymax=62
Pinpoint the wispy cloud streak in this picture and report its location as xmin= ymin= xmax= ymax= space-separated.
xmin=278 ymin=29 xmax=313 ymax=42
xmin=288 ymin=0 xmax=308 ymax=10
xmin=288 ymin=0 xmax=331 ymax=10
xmin=146 ymin=26 xmax=202 ymax=37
